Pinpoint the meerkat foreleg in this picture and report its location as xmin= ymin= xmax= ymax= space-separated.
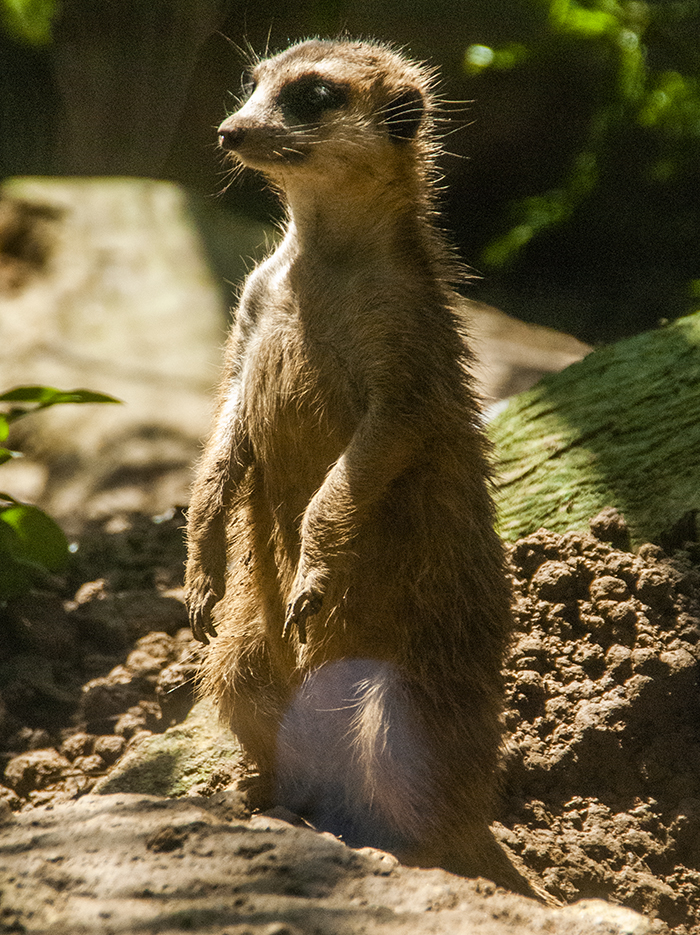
xmin=186 ymin=392 xmax=252 ymax=643
xmin=284 ymin=413 xmax=418 ymax=640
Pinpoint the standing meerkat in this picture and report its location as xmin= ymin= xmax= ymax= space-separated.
xmin=186 ymin=38 xmax=522 ymax=886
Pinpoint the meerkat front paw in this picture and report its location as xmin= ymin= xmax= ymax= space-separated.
xmin=187 ymin=590 xmax=220 ymax=644
xmin=283 ymin=571 xmax=326 ymax=644
xmin=184 ymin=566 xmax=223 ymax=643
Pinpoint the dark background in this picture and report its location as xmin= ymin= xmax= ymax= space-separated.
xmin=2 ymin=0 xmax=699 ymax=344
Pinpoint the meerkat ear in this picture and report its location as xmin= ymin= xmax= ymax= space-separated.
xmin=384 ymin=86 xmax=425 ymax=140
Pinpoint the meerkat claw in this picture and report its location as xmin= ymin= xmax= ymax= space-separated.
xmin=283 ymin=589 xmax=323 ymax=643
xmin=188 ymin=591 xmax=219 ymax=644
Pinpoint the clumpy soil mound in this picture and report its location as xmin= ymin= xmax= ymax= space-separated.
xmin=0 ymin=509 xmax=206 ymax=809
xmin=500 ymin=509 xmax=700 ymax=931
xmin=1 ymin=506 xmax=700 ymax=932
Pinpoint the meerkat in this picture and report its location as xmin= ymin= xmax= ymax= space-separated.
xmin=185 ymin=38 xmax=523 ymax=888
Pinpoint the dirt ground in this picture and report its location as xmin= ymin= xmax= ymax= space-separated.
xmin=1 ymin=507 xmax=699 ymax=933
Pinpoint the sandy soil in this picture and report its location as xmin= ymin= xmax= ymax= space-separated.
xmin=1 ymin=507 xmax=699 ymax=932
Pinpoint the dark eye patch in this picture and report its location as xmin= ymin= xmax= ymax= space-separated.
xmin=241 ymin=73 xmax=257 ymax=100
xmin=278 ymin=75 xmax=348 ymax=124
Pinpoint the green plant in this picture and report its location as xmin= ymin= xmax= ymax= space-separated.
xmin=465 ymin=0 xmax=700 ymax=278
xmin=0 ymin=0 xmax=59 ymax=46
xmin=0 ymin=385 xmax=120 ymax=599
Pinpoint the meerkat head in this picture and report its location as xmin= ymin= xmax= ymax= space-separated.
xmin=217 ymin=39 xmax=437 ymax=188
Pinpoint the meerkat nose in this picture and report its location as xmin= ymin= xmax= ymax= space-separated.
xmin=218 ymin=125 xmax=246 ymax=151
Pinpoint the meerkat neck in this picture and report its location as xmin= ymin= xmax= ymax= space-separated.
xmin=281 ymin=169 xmax=432 ymax=263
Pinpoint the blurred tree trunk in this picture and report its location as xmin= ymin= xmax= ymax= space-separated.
xmin=52 ymin=0 xmax=229 ymax=176
xmin=0 ymin=177 xmax=247 ymax=529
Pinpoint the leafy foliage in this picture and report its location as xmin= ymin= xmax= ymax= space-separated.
xmin=465 ymin=0 xmax=700 ymax=294
xmin=0 ymin=0 xmax=58 ymax=45
xmin=0 ymin=385 xmax=120 ymax=599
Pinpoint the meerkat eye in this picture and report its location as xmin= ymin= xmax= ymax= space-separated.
xmin=278 ymin=75 xmax=348 ymax=124
xmin=241 ymin=74 xmax=257 ymax=100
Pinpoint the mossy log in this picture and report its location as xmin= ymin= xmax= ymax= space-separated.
xmin=489 ymin=310 xmax=700 ymax=547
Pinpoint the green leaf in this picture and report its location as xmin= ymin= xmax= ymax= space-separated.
xmin=0 ymin=386 xmax=58 ymax=403
xmin=0 ymin=385 xmax=122 ymax=406
xmin=548 ymin=0 xmax=617 ymax=38
xmin=0 ymin=385 xmax=122 ymax=427
xmin=0 ymin=502 xmax=69 ymax=574
xmin=0 ymin=535 xmax=37 ymax=598
xmin=53 ymin=388 xmax=123 ymax=405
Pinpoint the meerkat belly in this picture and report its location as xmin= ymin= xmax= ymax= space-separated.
xmin=241 ymin=320 xmax=359 ymax=552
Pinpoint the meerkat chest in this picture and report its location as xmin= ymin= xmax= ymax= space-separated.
xmin=234 ymin=262 xmax=365 ymax=466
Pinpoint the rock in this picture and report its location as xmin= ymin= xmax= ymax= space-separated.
xmin=60 ymin=731 xmax=94 ymax=760
xmin=92 ymin=698 xmax=245 ymax=798
xmin=466 ymin=300 xmax=591 ymax=403
xmin=0 ymin=655 xmax=79 ymax=727
xmin=93 ymin=734 xmax=126 ymax=765
xmin=0 ymin=792 xmax=658 ymax=934
xmin=7 ymin=726 xmax=53 ymax=752
xmin=73 ymin=753 xmax=105 ymax=775
xmin=0 ymin=178 xmax=261 ymax=529
xmin=0 ymin=784 xmax=21 ymax=811
xmin=635 ymin=567 xmax=674 ymax=609
xmin=5 ymin=592 xmax=80 ymax=661
xmin=80 ymin=670 xmax=145 ymax=723
xmin=0 ymin=798 xmax=14 ymax=824
xmin=530 ymin=561 xmax=578 ymax=601
xmin=125 ymin=631 xmax=177 ymax=676
xmin=4 ymin=748 xmax=73 ymax=797
xmin=590 ymin=575 xmax=630 ymax=602
xmin=73 ymin=589 xmax=189 ymax=650
xmin=114 ymin=701 xmax=162 ymax=738
xmin=589 ymin=508 xmax=631 ymax=551
xmin=156 ymin=658 xmax=200 ymax=724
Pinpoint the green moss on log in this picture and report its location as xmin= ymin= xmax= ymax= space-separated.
xmin=489 ymin=310 xmax=700 ymax=546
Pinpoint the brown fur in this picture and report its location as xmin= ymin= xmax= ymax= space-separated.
xmin=186 ymin=38 xmax=521 ymax=886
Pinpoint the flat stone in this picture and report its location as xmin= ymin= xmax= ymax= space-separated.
xmin=0 ymin=792 xmax=657 ymax=934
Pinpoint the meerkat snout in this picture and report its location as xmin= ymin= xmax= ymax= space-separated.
xmin=216 ymin=43 xmax=433 ymax=175
xmin=218 ymin=124 xmax=246 ymax=152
